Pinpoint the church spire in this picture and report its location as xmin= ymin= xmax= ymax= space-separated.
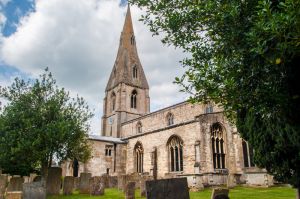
xmin=105 ymin=5 xmax=149 ymax=91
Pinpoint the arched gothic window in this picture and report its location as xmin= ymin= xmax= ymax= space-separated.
xmin=211 ymin=123 xmax=226 ymax=169
xmin=167 ymin=135 xmax=183 ymax=172
xmin=166 ymin=113 xmax=174 ymax=126
xmin=111 ymin=92 xmax=116 ymax=111
xmin=134 ymin=142 xmax=143 ymax=173
xmin=133 ymin=65 xmax=138 ymax=79
xmin=242 ymin=140 xmax=255 ymax=167
xmin=136 ymin=122 xmax=142 ymax=134
xmin=131 ymin=90 xmax=137 ymax=109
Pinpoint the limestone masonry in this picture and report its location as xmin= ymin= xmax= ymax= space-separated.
xmin=62 ymin=6 xmax=273 ymax=188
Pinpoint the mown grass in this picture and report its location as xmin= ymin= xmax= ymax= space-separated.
xmin=47 ymin=186 xmax=296 ymax=199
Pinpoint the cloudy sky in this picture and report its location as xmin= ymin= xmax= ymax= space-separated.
xmin=0 ymin=0 xmax=188 ymax=134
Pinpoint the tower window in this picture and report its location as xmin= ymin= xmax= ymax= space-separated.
xmin=133 ymin=65 xmax=138 ymax=79
xmin=131 ymin=35 xmax=135 ymax=45
xmin=105 ymin=145 xmax=113 ymax=156
xmin=211 ymin=123 xmax=226 ymax=169
xmin=166 ymin=113 xmax=174 ymax=126
xmin=167 ymin=135 xmax=184 ymax=172
xmin=242 ymin=139 xmax=255 ymax=167
xmin=111 ymin=92 xmax=116 ymax=111
xmin=131 ymin=90 xmax=137 ymax=109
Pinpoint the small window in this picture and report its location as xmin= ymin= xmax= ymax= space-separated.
xmin=105 ymin=145 xmax=113 ymax=157
xmin=131 ymin=90 xmax=137 ymax=109
xmin=106 ymin=168 xmax=110 ymax=175
xmin=133 ymin=65 xmax=138 ymax=79
xmin=111 ymin=92 xmax=116 ymax=111
xmin=131 ymin=35 xmax=135 ymax=45
xmin=205 ymin=105 xmax=213 ymax=113
xmin=136 ymin=122 xmax=142 ymax=134
xmin=166 ymin=113 xmax=174 ymax=126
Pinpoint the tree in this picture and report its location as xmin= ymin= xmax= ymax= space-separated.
xmin=130 ymin=0 xmax=300 ymax=196
xmin=0 ymin=68 xmax=92 ymax=177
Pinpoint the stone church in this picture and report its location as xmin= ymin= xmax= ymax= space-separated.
xmin=62 ymin=6 xmax=273 ymax=188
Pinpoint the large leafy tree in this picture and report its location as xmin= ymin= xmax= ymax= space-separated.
xmin=131 ymin=0 xmax=300 ymax=195
xmin=0 ymin=69 xmax=92 ymax=177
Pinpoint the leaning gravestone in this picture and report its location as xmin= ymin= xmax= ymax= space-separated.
xmin=0 ymin=175 xmax=8 ymax=199
xmin=23 ymin=181 xmax=46 ymax=199
xmin=145 ymin=178 xmax=190 ymax=199
xmin=89 ymin=176 xmax=104 ymax=196
xmin=211 ymin=188 xmax=229 ymax=199
xmin=125 ymin=181 xmax=135 ymax=199
xmin=63 ymin=176 xmax=74 ymax=195
xmin=79 ymin=173 xmax=91 ymax=194
xmin=7 ymin=177 xmax=24 ymax=192
xmin=46 ymin=167 xmax=62 ymax=195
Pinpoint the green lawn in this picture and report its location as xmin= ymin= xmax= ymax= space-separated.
xmin=47 ymin=186 xmax=296 ymax=199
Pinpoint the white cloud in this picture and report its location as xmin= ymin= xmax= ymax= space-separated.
xmin=0 ymin=0 xmax=188 ymax=134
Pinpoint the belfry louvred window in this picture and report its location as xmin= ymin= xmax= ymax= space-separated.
xmin=131 ymin=90 xmax=137 ymax=109
xmin=211 ymin=123 xmax=226 ymax=169
xmin=168 ymin=135 xmax=184 ymax=172
xmin=133 ymin=65 xmax=138 ymax=79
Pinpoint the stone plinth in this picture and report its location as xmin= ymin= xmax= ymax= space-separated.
xmin=211 ymin=188 xmax=229 ymax=199
xmin=23 ymin=181 xmax=46 ymax=199
xmin=145 ymin=178 xmax=189 ymax=199
xmin=89 ymin=176 xmax=104 ymax=196
xmin=79 ymin=173 xmax=91 ymax=194
xmin=125 ymin=181 xmax=135 ymax=199
xmin=63 ymin=176 xmax=74 ymax=195
xmin=5 ymin=191 xmax=22 ymax=199
xmin=7 ymin=177 xmax=24 ymax=192
xmin=46 ymin=167 xmax=62 ymax=195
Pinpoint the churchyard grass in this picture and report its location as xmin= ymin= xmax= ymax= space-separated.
xmin=47 ymin=186 xmax=295 ymax=199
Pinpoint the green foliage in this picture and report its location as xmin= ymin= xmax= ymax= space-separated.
xmin=0 ymin=68 xmax=92 ymax=176
xmin=130 ymin=0 xmax=300 ymax=188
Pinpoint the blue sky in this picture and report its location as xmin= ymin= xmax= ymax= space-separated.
xmin=0 ymin=0 xmax=187 ymax=134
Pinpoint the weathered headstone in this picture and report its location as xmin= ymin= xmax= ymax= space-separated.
xmin=211 ymin=188 xmax=229 ymax=199
xmin=23 ymin=181 xmax=46 ymax=199
xmin=101 ymin=174 xmax=109 ymax=188
xmin=125 ymin=181 xmax=135 ymax=199
xmin=63 ymin=176 xmax=74 ymax=195
xmin=7 ymin=177 xmax=24 ymax=192
xmin=227 ymin=174 xmax=236 ymax=189
xmin=46 ymin=167 xmax=62 ymax=195
xmin=145 ymin=178 xmax=190 ymax=199
xmin=140 ymin=177 xmax=146 ymax=197
xmin=74 ymin=177 xmax=79 ymax=190
xmin=0 ymin=175 xmax=8 ymax=199
xmin=5 ymin=191 xmax=22 ymax=199
xmin=117 ymin=175 xmax=127 ymax=190
xmin=23 ymin=176 xmax=30 ymax=183
xmin=89 ymin=176 xmax=104 ymax=196
xmin=109 ymin=176 xmax=118 ymax=188
xmin=79 ymin=173 xmax=91 ymax=194
xmin=29 ymin=174 xmax=37 ymax=183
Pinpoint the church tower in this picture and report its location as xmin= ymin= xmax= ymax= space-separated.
xmin=102 ymin=6 xmax=150 ymax=137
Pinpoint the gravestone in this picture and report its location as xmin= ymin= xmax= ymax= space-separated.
xmin=29 ymin=174 xmax=37 ymax=183
xmin=23 ymin=176 xmax=30 ymax=183
xmin=79 ymin=173 xmax=91 ymax=194
xmin=0 ymin=175 xmax=8 ymax=199
xmin=211 ymin=188 xmax=229 ymax=199
xmin=227 ymin=174 xmax=236 ymax=189
xmin=101 ymin=174 xmax=109 ymax=188
xmin=89 ymin=176 xmax=104 ymax=196
xmin=63 ymin=176 xmax=74 ymax=195
xmin=109 ymin=176 xmax=118 ymax=188
xmin=125 ymin=181 xmax=135 ymax=199
xmin=140 ymin=177 xmax=146 ymax=197
xmin=74 ymin=177 xmax=79 ymax=190
xmin=145 ymin=178 xmax=189 ymax=199
xmin=23 ymin=181 xmax=46 ymax=199
xmin=5 ymin=191 xmax=22 ymax=199
xmin=7 ymin=177 xmax=24 ymax=191
xmin=46 ymin=167 xmax=62 ymax=195
xmin=117 ymin=175 xmax=127 ymax=190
